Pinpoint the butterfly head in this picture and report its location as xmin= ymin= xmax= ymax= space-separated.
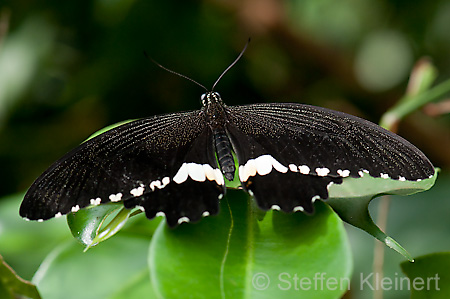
xmin=201 ymin=91 xmax=223 ymax=107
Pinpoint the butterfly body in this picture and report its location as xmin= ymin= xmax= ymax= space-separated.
xmin=20 ymin=91 xmax=434 ymax=227
xmin=202 ymin=92 xmax=236 ymax=181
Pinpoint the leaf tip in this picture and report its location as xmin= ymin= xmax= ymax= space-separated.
xmin=385 ymin=237 xmax=414 ymax=261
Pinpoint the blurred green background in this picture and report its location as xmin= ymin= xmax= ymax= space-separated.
xmin=0 ymin=0 xmax=449 ymax=298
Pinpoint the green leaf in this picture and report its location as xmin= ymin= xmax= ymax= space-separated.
xmin=67 ymin=203 xmax=126 ymax=248
xmin=327 ymin=168 xmax=438 ymax=260
xmin=0 ymin=193 xmax=70 ymax=280
xmin=0 ymin=254 xmax=41 ymax=299
xmin=84 ymin=119 xmax=136 ymax=141
xmin=67 ymin=203 xmax=160 ymax=250
xmin=33 ymin=235 xmax=156 ymax=299
xmin=149 ymin=190 xmax=352 ymax=299
xmin=109 ymin=269 xmax=155 ymax=299
xmin=328 ymin=168 xmax=438 ymax=200
xmin=400 ymin=252 xmax=449 ymax=299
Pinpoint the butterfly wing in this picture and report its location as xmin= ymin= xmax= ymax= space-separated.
xmin=225 ymin=103 xmax=434 ymax=212
xmin=20 ymin=110 xmax=225 ymax=227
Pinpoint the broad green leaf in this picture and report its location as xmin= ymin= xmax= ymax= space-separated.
xmin=400 ymin=252 xmax=450 ymax=299
xmin=0 ymin=254 xmax=41 ymax=299
xmin=149 ymin=190 xmax=352 ymax=299
xmin=327 ymin=168 xmax=438 ymax=260
xmin=0 ymin=193 xmax=70 ymax=280
xmin=33 ymin=235 xmax=156 ymax=299
xmin=109 ymin=269 xmax=155 ymax=299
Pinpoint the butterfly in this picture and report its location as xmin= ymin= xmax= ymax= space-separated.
xmin=20 ymin=45 xmax=435 ymax=228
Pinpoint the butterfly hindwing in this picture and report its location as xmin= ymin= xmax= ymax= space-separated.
xmin=244 ymin=170 xmax=342 ymax=214
xmin=20 ymin=110 xmax=225 ymax=225
xmin=123 ymin=127 xmax=225 ymax=227
xmin=225 ymin=120 xmax=342 ymax=213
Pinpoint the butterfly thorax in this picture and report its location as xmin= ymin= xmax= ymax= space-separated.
xmin=201 ymin=92 xmax=236 ymax=181
xmin=202 ymin=92 xmax=226 ymax=126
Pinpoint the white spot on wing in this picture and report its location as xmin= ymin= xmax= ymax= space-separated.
xmin=203 ymin=164 xmax=215 ymax=180
xmin=214 ymin=168 xmax=225 ymax=185
xmin=293 ymin=206 xmax=304 ymax=212
xmin=239 ymin=159 xmax=257 ymax=182
xmin=37 ymin=219 xmax=44 ymax=222
xmin=289 ymin=164 xmax=298 ymax=172
xmin=255 ymin=155 xmax=274 ymax=175
xmin=239 ymin=155 xmax=287 ymax=181
xmin=202 ymin=211 xmax=210 ymax=217
xmin=156 ymin=211 xmax=165 ymax=217
xmin=203 ymin=164 xmax=224 ymax=185
xmin=315 ymin=167 xmax=330 ymax=176
xmin=271 ymin=205 xmax=281 ymax=211
xmin=55 ymin=212 xmax=62 ymax=218
xmin=238 ymin=165 xmax=245 ymax=181
xmin=151 ymin=180 xmax=160 ymax=190
xmin=399 ymin=176 xmax=406 ymax=181
xmin=173 ymin=163 xmax=189 ymax=184
xmin=178 ymin=216 xmax=190 ymax=224
xmin=130 ymin=186 xmax=145 ymax=197
xmin=271 ymin=158 xmax=288 ymax=173
xmin=150 ymin=177 xmax=171 ymax=191
xmin=173 ymin=163 xmax=224 ymax=185
xmin=247 ymin=159 xmax=258 ymax=177
xmin=90 ymin=198 xmax=101 ymax=205
xmin=312 ymin=195 xmax=320 ymax=202
xmin=71 ymin=205 xmax=80 ymax=213
xmin=299 ymin=165 xmax=310 ymax=175
xmin=337 ymin=169 xmax=350 ymax=177
xmin=187 ymin=163 xmax=206 ymax=182
xmin=380 ymin=173 xmax=389 ymax=179
xmin=109 ymin=193 xmax=122 ymax=202
xmin=162 ymin=177 xmax=170 ymax=186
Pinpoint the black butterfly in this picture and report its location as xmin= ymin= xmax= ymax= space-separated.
xmin=20 ymin=47 xmax=435 ymax=228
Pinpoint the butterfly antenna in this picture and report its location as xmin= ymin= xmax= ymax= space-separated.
xmin=144 ymin=51 xmax=208 ymax=92
xmin=211 ymin=38 xmax=250 ymax=91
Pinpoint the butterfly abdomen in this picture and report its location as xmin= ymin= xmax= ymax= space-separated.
xmin=213 ymin=128 xmax=235 ymax=181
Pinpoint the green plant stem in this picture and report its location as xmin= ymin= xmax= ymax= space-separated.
xmin=373 ymin=196 xmax=390 ymax=299
xmin=380 ymin=78 xmax=450 ymax=129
